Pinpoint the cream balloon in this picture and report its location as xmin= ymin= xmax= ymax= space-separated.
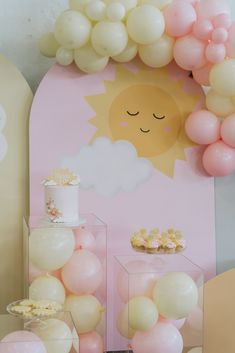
xmin=112 ymin=39 xmax=137 ymax=62
xmin=112 ymin=0 xmax=138 ymax=11
xmin=91 ymin=21 xmax=128 ymax=56
xmin=39 ymin=32 xmax=60 ymax=58
xmin=116 ymin=306 xmax=136 ymax=339
xmin=56 ymin=48 xmax=74 ymax=66
xmin=139 ymin=34 xmax=174 ymax=68
xmin=106 ymin=2 xmax=126 ymax=21
xmin=55 ymin=10 xmax=91 ymax=50
xmin=85 ymin=1 xmax=106 ymax=21
xmin=128 ymin=296 xmax=159 ymax=331
xmin=206 ymin=89 xmax=235 ymax=117
xmin=153 ymin=272 xmax=198 ymax=320
xmin=139 ymin=0 xmax=172 ymax=10
xmin=127 ymin=5 xmax=165 ymax=45
xmin=29 ymin=227 xmax=75 ymax=271
xmin=69 ymin=0 xmax=91 ymax=11
xmin=33 ymin=319 xmax=73 ymax=353
xmin=210 ymin=59 xmax=235 ymax=97
xmin=188 ymin=348 xmax=202 ymax=353
xmin=64 ymin=295 xmax=104 ymax=334
xmin=29 ymin=275 xmax=66 ymax=304
xmin=74 ymin=44 xmax=109 ymax=73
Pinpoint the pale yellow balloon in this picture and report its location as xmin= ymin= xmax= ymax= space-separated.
xmin=74 ymin=44 xmax=109 ymax=73
xmin=128 ymin=296 xmax=158 ymax=331
xmin=29 ymin=275 xmax=66 ymax=304
xmin=106 ymin=2 xmax=126 ymax=21
xmin=139 ymin=0 xmax=172 ymax=10
xmin=55 ymin=10 xmax=91 ymax=49
xmin=206 ymin=89 xmax=235 ymax=117
xmin=64 ymin=295 xmax=104 ymax=334
xmin=127 ymin=4 xmax=165 ymax=44
xmin=39 ymin=32 xmax=60 ymax=58
xmin=92 ymin=21 xmax=128 ymax=56
xmin=153 ymin=272 xmax=198 ymax=320
xmin=106 ymin=0 xmax=137 ymax=11
xmin=29 ymin=227 xmax=75 ymax=271
xmin=96 ymin=315 xmax=106 ymax=337
xmin=85 ymin=1 xmax=106 ymax=21
xmin=56 ymin=48 xmax=74 ymax=66
xmin=187 ymin=348 xmax=202 ymax=353
xmin=112 ymin=39 xmax=137 ymax=62
xmin=116 ymin=306 xmax=136 ymax=339
xmin=33 ymin=319 xmax=73 ymax=353
xmin=69 ymin=0 xmax=91 ymax=11
xmin=139 ymin=33 xmax=174 ymax=68
xmin=210 ymin=59 xmax=235 ymax=97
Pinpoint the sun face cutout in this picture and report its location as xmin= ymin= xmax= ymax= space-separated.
xmin=86 ymin=65 xmax=201 ymax=177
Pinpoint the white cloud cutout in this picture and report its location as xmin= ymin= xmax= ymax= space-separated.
xmin=0 ymin=105 xmax=7 ymax=162
xmin=62 ymin=137 xmax=153 ymax=197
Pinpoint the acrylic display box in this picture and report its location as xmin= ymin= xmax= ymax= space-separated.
xmin=23 ymin=213 xmax=107 ymax=352
xmin=113 ymin=254 xmax=204 ymax=353
xmin=0 ymin=312 xmax=79 ymax=353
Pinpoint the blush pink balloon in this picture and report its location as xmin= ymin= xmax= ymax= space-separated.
xmin=212 ymin=13 xmax=232 ymax=29
xmin=187 ymin=306 xmax=203 ymax=331
xmin=0 ymin=331 xmax=47 ymax=353
xmin=174 ymin=35 xmax=206 ymax=70
xmin=205 ymin=43 xmax=226 ymax=63
xmin=211 ymin=28 xmax=228 ymax=43
xmin=195 ymin=0 xmax=230 ymax=20
xmin=193 ymin=19 xmax=213 ymax=40
xmin=202 ymin=141 xmax=235 ymax=176
xmin=80 ymin=331 xmax=103 ymax=353
xmin=159 ymin=315 xmax=186 ymax=330
xmin=132 ymin=322 xmax=183 ymax=353
xmin=226 ymin=22 xmax=235 ymax=58
xmin=185 ymin=110 xmax=221 ymax=144
xmin=73 ymin=227 xmax=96 ymax=252
xmin=221 ymin=114 xmax=235 ymax=147
xmin=192 ymin=63 xmax=213 ymax=86
xmin=164 ymin=0 xmax=197 ymax=37
xmin=61 ymin=250 xmax=103 ymax=295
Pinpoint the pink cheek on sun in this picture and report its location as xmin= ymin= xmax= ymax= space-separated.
xmin=120 ymin=121 xmax=128 ymax=127
xmin=164 ymin=126 xmax=172 ymax=133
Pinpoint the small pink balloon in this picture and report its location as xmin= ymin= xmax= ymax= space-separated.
xmin=193 ymin=19 xmax=213 ymax=40
xmin=195 ymin=0 xmax=230 ymax=20
xmin=74 ymin=227 xmax=96 ymax=252
xmin=202 ymin=141 xmax=235 ymax=176
xmin=205 ymin=42 xmax=226 ymax=63
xmin=225 ymin=22 xmax=235 ymax=58
xmin=0 ymin=331 xmax=47 ymax=353
xmin=211 ymin=28 xmax=228 ymax=43
xmin=212 ymin=13 xmax=232 ymax=29
xmin=221 ymin=114 xmax=235 ymax=147
xmin=61 ymin=250 xmax=103 ymax=295
xmin=174 ymin=35 xmax=206 ymax=70
xmin=185 ymin=110 xmax=221 ymax=144
xmin=192 ymin=63 xmax=213 ymax=86
xmin=132 ymin=322 xmax=183 ymax=353
xmin=159 ymin=315 xmax=186 ymax=330
xmin=164 ymin=0 xmax=197 ymax=37
xmin=80 ymin=331 xmax=103 ymax=353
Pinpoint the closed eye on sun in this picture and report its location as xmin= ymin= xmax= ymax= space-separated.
xmin=126 ymin=111 xmax=139 ymax=116
xmin=153 ymin=114 xmax=165 ymax=120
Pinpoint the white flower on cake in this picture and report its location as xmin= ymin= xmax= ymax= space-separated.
xmin=43 ymin=168 xmax=80 ymax=186
xmin=0 ymin=104 xmax=8 ymax=162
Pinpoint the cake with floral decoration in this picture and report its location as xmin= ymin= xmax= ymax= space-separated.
xmin=43 ymin=168 xmax=80 ymax=223
xmin=131 ymin=228 xmax=186 ymax=254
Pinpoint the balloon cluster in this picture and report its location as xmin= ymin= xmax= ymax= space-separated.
xmin=116 ymin=261 xmax=203 ymax=353
xmin=29 ymin=226 xmax=106 ymax=353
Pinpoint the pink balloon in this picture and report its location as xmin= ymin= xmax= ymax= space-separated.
xmin=0 ymin=331 xmax=47 ymax=353
xmin=74 ymin=227 xmax=96 ymax=252
xmin=205 ymin=42 xmax=226 ymax=63
xmin=225 ymin=22 xmax=235 ymax=58
xmin=187 ymin=306 xmax=203 ymax=331
xmin=174 ymin=35 xmax=206 ymax=70
xmin=185 ymin=110 xmax=221 ymax=144
xmin=211 ymin=28 xmax=228 ymax=43
xmin=132 ymin=322 xmax=183 ymax=353
xmin=192 ymin=63 xmax=213 ymax=86
xmin=117 ymin=260 xmax=158 ymax=303
xmin=221 ymin=114 xmax=235 ymax=147
xmin=159 ymin=315 xmax=186 ymax=330
xmin=193 ymin=19 xmax=213 ymax=40
xmin=164 ymin=0 xmax=197 ymax=37
xmin=212 ymin=13 xmax=232 ymax=29
xmin=61 ymin=250 xmax=103 ymax=295
xmin=80 ymin=332 xmax=103 ymax=353
xmin=195 ymin=0 xmax=230 ymax=20
xmin=202 ymin=141 xmax=235 ymax=176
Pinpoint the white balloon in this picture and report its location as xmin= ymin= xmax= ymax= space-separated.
xmin=139 ymin=33 xmax=174 ymax=67
xmin=92 ymin=21 xmax=128 ymax=56
xmin=55 ymin=10 xmax=91 ymax=49
xmin=139 ymin=0 xmax=172 ymax=10
xmin=29 ymin=227 xmax=75 ymax=271
xmin=69 ymin=0 xmax=91 ymax=11
xmin=39 ymin=32 xmax=60 ymax=58
xmin=206 ymin=89 xmax=235 ymax=117
xmin=33 ymin=319 xmax=73 ymax=353
xmin=127 ymin=5 xmax=165 ymax=44
xmin=86 ymin=1 xmax=106 ymax=21
xmin=29 ymin=275 xmax=66 ymax=304
xmin=56 ymin=48 xmax=74 ymax=66
xmin=112 ymin=39 xmax=137 ymax=62
xmin=74 ymin=44 xmax=109 ymax=73
xmin=188 ymin=348 xmax=202 ymax=353
xmin=106 ymin=2 xmax=126 ymax=21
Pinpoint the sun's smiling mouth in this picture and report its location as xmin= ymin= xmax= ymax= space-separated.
xmin=140 ymin=128 xmax=150 ymax=133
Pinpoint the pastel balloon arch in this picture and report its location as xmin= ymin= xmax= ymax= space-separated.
xmin=40 ymin=0 xmax=235 ymax=177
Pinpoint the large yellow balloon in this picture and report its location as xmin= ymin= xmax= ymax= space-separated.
xmin=139 ymin=34 xmax=174 ymax=68
xmin=33 ymin=319 xmax=73 ymax=353
xmin=210 ymin=59 xmax=235 ymax=97
xmin=64 ymin=295 xmax=104 ymax=334
xmin=74 ymin=44 xmax=109 ymax=73
xmin=112 ymin=39 xmax=137 ymax=62
xmin=29 ymin=227 xmax=75 ymax=271
xmin=128 ymin=296 xmax=158 ymax=331
xmin=116 ymin=306 xmax=136 ymax=339
xmin=206 ymin=89 xmax=235 ymax=117
xmin=153 ymin=272 xmax=198 ymax=320
xmin=86 ymin=1 xmax=106 ymax=21
xmin=29 ymin=275 xmax=66 ymax=304
xmin=39 ymin=32 xmax=60 ymax=58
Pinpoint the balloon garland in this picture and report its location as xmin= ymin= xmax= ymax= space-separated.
xmin=40 ymin=0 xmax=235 ymax=177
